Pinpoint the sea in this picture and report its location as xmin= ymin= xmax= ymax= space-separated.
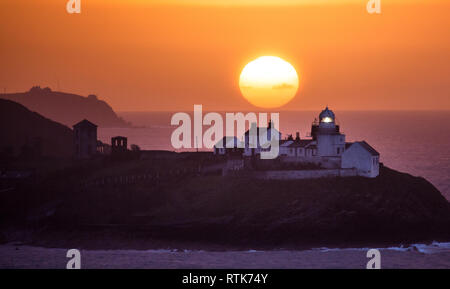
xmin=99 ymin=110 xmax=450 ymax=201
xmin=1 ymin=242 xmax=449 ymax=269
xmin=4 ymin=111 xmax=449 ymax=269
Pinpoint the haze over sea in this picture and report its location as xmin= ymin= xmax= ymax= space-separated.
xmin=98 ymin=111 xmax=450 ymax=201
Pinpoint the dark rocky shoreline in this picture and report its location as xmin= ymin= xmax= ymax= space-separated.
xmin=1 ymin=161 xmax=449 ymax=251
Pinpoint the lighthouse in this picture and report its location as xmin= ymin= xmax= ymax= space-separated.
xmin=314 ymin=107 xmax=346 ymax=158
xmin=214 ymin=106 xmax=380 ymax=178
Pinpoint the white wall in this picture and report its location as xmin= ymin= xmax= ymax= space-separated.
xmin=254 ymin=168 xmax=358 ymax=180
xmin=341 ymin=143 xmax=379 ymax=178
xmin=317 ymin=133 xmax=345 ymax=157
xmin=243 ymin=127 xmax=281 ymax=156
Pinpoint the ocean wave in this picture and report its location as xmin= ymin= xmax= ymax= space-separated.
xmin=315 ymin=241 xmax=450 ymax=254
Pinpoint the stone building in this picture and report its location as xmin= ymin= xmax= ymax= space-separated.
xmin=111 ymin=136 xmax=128 ymax=154
xmin=73 ymin=119 xmax=97 ymax=159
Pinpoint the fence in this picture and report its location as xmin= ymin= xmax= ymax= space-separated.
xmin=80 ymin=167 xmax=199 ymax=188
xmin=253 ymin=168 xmax=358 ymax=180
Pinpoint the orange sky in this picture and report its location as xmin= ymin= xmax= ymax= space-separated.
xmin=0 ymin=0 xmax=449 ymax=111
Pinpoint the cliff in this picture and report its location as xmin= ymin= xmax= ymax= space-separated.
xmin=2 ymin=155 xmax=449 ymax=249
xmin=0 ymin=99 xmax=73 ymax=158
xmin=132 ymin=165 xmax=450 ymax=248
xmin=0 ymin=86 xmax=130 ymax=128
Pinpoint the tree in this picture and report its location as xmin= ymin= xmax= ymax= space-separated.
xmin=130 ymin=144 xmax=140 ymax=152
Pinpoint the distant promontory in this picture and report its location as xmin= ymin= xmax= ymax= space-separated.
xmin=0 ymin=86 xmax=130 ymax=128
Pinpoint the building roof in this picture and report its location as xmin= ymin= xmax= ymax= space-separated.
xmin=280 ymin=140 xmax=294 ymax=147
xmin=73 ymin=119 xmax=97 ymax=128
xmin=244 ymin=122 xmax=280 ymax=137
xmin=243 ymin=124 xmax=281 ymax=147
xmin=112 ymin=136 xmax=127 ymax=140
xmin=319 ymin=106 xmax=335 ymax=121
xmin=214 ymin=136 xmax=242 ymax=148
xmin=358 ymin=141 xmax=380 ymax=156
xmin=244 ymin=127 xmax=279 ymax=137
xmin=287 ymin=139 xmax=314 ymax=148
xmin=347 ymin=141 xmax=380 ymax=156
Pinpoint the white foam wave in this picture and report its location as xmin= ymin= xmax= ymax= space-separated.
xmin=315 ymin=241 xmax=450 ymax=254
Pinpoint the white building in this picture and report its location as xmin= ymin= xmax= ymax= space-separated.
xmin=314 ymin=107 xmax=346 ymax=158
xmin=279 ymin=107 xmax=379 ymax=177
xmin=278 ymin=106 xmax=345 ymax=167
xmin=213 ymin=136 xmax=243 ymax=156
xmin=243 ymin=121 xmax=281 ymax=157
xmin=279 ymin=139 xmax=317 ymax=160
xmin=342 ymin=141 xmax=380 ymax=178
xmin=213 ymin=107 xmax=380 ymax=178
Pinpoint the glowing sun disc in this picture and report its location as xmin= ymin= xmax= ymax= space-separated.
xmin=239 ymin=56 xmax=299 ymax=108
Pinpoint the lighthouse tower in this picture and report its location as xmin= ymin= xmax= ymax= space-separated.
xmin=315 ymin=107 xmax=346 ymax=157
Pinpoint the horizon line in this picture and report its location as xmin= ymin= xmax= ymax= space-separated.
xmin=117 ymin=109 xmax=450 ymax=113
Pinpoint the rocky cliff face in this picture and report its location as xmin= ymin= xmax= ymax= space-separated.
xmin=0 ymin=87 xmax=130 ymax=128
xmin=4 ymin=159 xmax=447 ymax=249
xmin=141 ymin=165 xmax=450 ymax=247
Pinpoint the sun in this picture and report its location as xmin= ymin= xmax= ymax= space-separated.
xmin=239 ymin=56 xmax=299 ymax=108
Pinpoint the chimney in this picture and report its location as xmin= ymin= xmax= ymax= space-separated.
xmin=296 ymin=132 xmax=300 ymax=141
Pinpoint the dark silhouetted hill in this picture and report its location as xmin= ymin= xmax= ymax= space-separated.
xmin=1 ymin=156 xmax=449 ymax=249
xmin=0 ymin=99 xmax=73 ymax=158
xmin=0 ymin=86 xmax=130 ymax=127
